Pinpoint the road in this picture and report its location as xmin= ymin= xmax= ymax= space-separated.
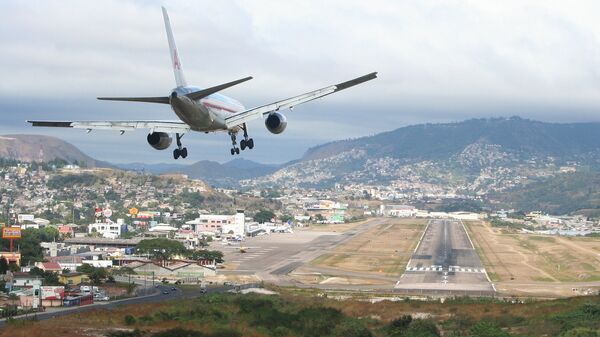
xmin=0 ymin=283 xmax=259 ymax=328
xmin=395 ymin=219 xmax=495 ymax=296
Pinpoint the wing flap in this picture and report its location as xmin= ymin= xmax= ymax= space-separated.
xmin=28 ymin=120 xmax=190 ymax=133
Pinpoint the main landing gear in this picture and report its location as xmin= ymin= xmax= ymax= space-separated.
xmin=173 ymin=133 xmax=188 ymax=159
xmin=229 ymin=123 xmax=254 ymax=155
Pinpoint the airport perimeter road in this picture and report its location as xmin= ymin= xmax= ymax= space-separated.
xmin=0 ymin=283 xmax=259 ymax=328
xmin=395 ymin=219 xmax=495 ymax=296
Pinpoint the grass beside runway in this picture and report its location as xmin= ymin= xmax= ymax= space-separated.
xmin=466 ymin=220 xmax=600 ymax=284
xmin=309 ymin=219 xmax=427 ymax=276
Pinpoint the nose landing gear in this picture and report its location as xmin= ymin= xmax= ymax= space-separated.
xmin=173 ymin=133 xmax=188 ymax=160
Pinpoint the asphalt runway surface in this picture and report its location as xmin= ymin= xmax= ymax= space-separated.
xmin=219 ymin=219 xmax=386 ymax=284
xmin=395 ymin=219 xmax=495 ymax=295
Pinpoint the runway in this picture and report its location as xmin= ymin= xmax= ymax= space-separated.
xmin=395 ymin=219 xmax=495 ymax=296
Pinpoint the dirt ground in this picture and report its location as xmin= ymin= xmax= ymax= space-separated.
xmin=465 ymin=221 xmax=600 ymax=284
xmin=301 ymin=220 xmax=366 ymax=232
xmin=310 ymin=218 xmax=427 ymax=276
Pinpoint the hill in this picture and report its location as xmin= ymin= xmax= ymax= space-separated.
xmin=178 ymin=158 xmax=279 ymax=187
xmin=301 ymin=116 xmax=600 ymax=163
xmin=0 ymin=134 xmax=112 ymax=168
xmin=492 ymin=170 xmax=600 ymax=215
xmin=246 ymin=117 xmax=600 ymax=212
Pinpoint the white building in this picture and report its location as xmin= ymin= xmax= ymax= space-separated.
xmin=187 ymin=210 xmax=245 ymax=237
xmin=88 ymin=219 xmax=127 ymax=239
xmin=380 ymin=204 xmax=417 ymax=217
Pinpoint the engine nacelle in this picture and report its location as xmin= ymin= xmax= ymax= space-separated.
xmin=147 ymin=132 xmax=172 ymax=150
xmin=265 ymin=112 xmax=287 ymax=134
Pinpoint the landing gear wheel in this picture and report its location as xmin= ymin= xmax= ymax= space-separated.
xmin=173 ymin=133 xmax=187 ymax=160
xmin=240 ymin=139 xmax=247 ymax=151
xmin=230 ymin=148 xmax=235 ymax=156
xmin=235 ymin=147 xmax=240 ymax=155
xmin=248 ymin=138 xmax=254 ymax=149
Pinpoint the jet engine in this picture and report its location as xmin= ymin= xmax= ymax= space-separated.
xmin=265 ymin=112 xmax=287 ymax=134
xmin=147 ymin=132 xmax=172 ymax=150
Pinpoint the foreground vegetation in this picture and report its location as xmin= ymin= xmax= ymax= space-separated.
xmin=3 ymin=291 xmax=600 ymax=337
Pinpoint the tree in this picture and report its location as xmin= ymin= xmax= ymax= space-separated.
xmin=89 ymin=267 xmax=108 ymax=284
xmin=0 ymin=257 xmax=8 ymax=274
xmin=1 ymin=227 xmax=60 ymax=265
xmin=187 ymin=250 xmax=224 ymax=263
xmin=29 ymin=267 xmax=60 ymax=286
xmin=470 ymin=321 xmax=511 ymax=337
xmin=136 ymin=238 xmax=186 ymax=266
xmin=76 ymin=264 xmax=108 ymax=284
xmin=254 ymin=209 xmax=275 ymax=224
xmin=76 ymin=263 xmax=95 ymax=275
xmin=280 ymin=214 xmax=294 ymax=224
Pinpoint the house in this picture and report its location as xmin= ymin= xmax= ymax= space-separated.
xmin=36 ymin=261 xmax=62 ymax=273
xmin=88 ymin=220 xmax=127 ymax=239
xmin=0 ymin=251 xmax=21 ymax=266
xmin=59 ymin=272 xmax=89 ymax=285
xmin=58 ymin=224 xmax=75 ymax=237
xmin=46 ymin=256 xmax=83 ymax=272
xmin=11 ymin=272 xmax=40 ymax=288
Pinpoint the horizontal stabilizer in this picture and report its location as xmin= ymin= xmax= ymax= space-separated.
xmin=185 ymin=76 xmax=253 ymax=101
xmin=97 ymin=96 xmax=170 ymax=104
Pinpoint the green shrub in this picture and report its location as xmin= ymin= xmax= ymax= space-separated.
xmin=470 ymin=321 xmax=512 ymax=337
xmin=151 ymin=328 xmax=203 ymax=337
xmin=559 ymin=328 xmax=600 ymax=337
xmin=123 ymin=315 xmax=136 ymax=325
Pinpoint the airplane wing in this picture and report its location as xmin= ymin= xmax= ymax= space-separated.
xmin=224 ymin=72 xmax=377 ymax=129
xmin=27 ymin=120 xmax=190 ymax=134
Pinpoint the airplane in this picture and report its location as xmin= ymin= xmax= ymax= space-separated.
xmin=28 ymin=7 xmax=377 ymax=160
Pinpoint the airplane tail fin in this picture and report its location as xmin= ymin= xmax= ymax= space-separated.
xmin=162 ymin=7 xmax=187 ymax=87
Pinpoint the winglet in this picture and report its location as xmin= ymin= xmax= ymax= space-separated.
xmin=162 ymin=7 xmax=187 ymax=87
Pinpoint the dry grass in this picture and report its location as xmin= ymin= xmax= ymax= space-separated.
xmin=310 ymin=218 xmax=427 ymax=275
xmin=301 ymin=220 xmax=366 ymax=232
xmin=3 ymin=287 xmax=600 ymax=337
xmin=466 ymin=221 xmax=600 ymax=283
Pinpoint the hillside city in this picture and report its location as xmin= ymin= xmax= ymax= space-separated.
xmin=1 ymin=154 xmax=600 ymax=318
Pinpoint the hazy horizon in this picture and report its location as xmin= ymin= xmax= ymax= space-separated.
xmin=3 ymin=1 xmax=600 ymax=163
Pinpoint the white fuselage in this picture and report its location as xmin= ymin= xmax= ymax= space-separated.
xmin=170 ymin=86 xmax=245 ymax=132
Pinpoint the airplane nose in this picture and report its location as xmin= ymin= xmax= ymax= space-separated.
xmin=171 ymin=91 xmax=178 ymax=99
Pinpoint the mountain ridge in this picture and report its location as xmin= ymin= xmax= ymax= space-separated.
xmin=0 ymin=134 xmax=113 ymax=168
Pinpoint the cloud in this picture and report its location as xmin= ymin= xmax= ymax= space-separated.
xmin=1 ymin=0 xmax=600 ymax=163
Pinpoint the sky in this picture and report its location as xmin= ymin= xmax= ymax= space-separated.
xmin=2 ymin=0 xmax=600 ymax=164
